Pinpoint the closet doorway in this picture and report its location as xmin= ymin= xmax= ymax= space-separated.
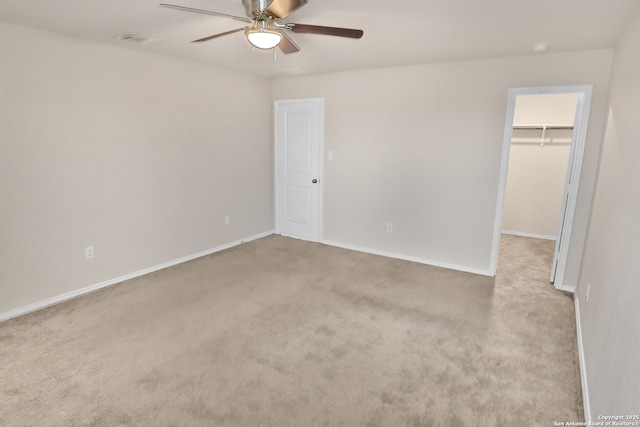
xmin=503 ymin=94 xmax=577 ymax=241
xmin=491 ymin=86 xmax=593 ymax=291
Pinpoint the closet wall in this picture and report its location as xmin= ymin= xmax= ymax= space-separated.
xmin=502 ymin=93 xmax=578 ymax=239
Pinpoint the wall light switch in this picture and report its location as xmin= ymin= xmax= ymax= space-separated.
xmin=327 ymin=150 xmax=334 ymax=160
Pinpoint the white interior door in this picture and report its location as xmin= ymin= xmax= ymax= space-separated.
xmin=275 ymin=98 xmax=324 ymax=242
xmin=548 ymin=90 xmax=591 ymax=286
xmin=550 ymin=134 xmax=577 ymax=282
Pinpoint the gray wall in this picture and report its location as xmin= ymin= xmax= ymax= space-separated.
xmin=0 ymin=22 xmax=274 ymax=314
xmin=272 ymin=50 xmax=613 ymax=281
xmin=576 ymin=4 xmax=640 ymax=417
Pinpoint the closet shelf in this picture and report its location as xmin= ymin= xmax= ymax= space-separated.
xmin=511 ymin=124 xmax=574 ymax=147
xmin=512 ymin=124 xmax=574 ymax=130
xmin=511 ymin=138 xmax=572 ymax=145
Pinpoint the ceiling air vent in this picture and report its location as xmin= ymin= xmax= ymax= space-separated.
xmin=115 ymin=33 xmax=159 ymax=45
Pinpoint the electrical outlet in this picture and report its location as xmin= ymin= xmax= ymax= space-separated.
xmin=85 ymin=246 xmax=95 ymax=260
xmin=224 ymin=215 xmax=230 ymax=226
xmin=586 ymin=283 xmax=591 ymax=301
xmin=386 ymin=222 xmax=393 ymax=233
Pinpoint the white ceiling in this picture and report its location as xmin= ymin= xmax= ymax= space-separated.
xmin=0 ymin=0 xmax=638 ymax=78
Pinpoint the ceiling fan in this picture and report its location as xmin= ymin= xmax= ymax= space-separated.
xmin=160 ymin=0 xmax=364 ymax=53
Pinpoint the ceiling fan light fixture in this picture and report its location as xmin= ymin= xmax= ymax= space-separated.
xmin=245 ymin=21 xmax=282 ymax=49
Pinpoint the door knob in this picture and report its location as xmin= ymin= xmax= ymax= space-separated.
xmin=312 ymin=179 xmax=318 ymax=184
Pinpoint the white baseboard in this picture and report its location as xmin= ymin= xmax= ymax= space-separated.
xmin=321 ymin=239 xmax=492 ymax=277
xmin=555 ymin=283 xmax=577 ymax=294
xmin=0 ymin=231 xmax=274 ymax=323
xmin=574 ymin=295 xmax=591 ymax=422
xmin=502 ymin=230 xmax=557 ymax=241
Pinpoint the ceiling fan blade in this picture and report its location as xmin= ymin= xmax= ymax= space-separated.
xmin=159 ymin=3 xmax=252 ymax=23
xmin=278 ymin=32 xmax=300 ymax=54
xmin=290 ymin=23 xmax=363 ymax=39
xmin=192 ymin=27 xmax=247 ymax=43
xmin=266 ymin=0 xmax=308 ymax=19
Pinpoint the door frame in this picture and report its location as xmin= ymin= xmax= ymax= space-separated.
xmin=489 ymin=85 xmax=593 ymax=291
xmin=274 ymin=97 xmax=325 ymax=242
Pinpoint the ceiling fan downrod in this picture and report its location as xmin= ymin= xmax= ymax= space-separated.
xmin=243 ymin=0 xmax=269 ymax=18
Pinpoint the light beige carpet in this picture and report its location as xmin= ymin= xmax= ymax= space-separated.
xmin=0 ymin=234 xmax=582 ymax=426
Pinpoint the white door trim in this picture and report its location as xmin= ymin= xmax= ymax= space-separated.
xmin=490 ymin=85 xmax=593 ymax=291
xmin=274 ymin=97 xmax=325 ymax=242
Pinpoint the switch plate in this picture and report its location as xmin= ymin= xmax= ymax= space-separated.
xmin=386 ymin=222 xmax=393 ymax=233
xmin=224 ymin=215 xmax=230 ymax=226
xmin=85 ymin=246 xmax=95 ymax=260
xmin=327 ymin=150 xmax=334 ymax=160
